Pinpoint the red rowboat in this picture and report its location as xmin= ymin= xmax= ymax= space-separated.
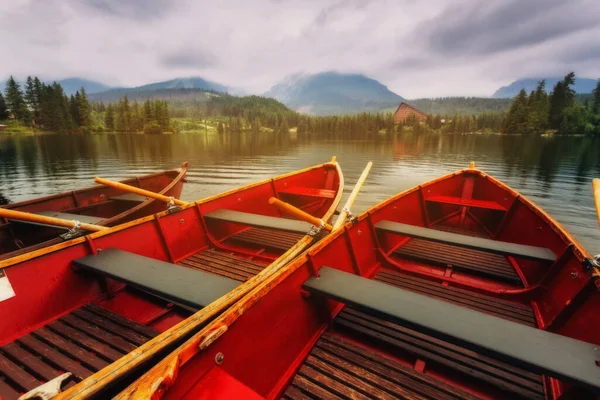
xmin=0 ymin=162 xmax=188 ymax=259
xmin=121 ymin=163 xmax=600 ymax=399
xmin=0 ymin=160 xmax=343 ymax=400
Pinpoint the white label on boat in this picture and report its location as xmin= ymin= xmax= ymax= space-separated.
xmin=0 ymin=269 xmax=15 ymax=302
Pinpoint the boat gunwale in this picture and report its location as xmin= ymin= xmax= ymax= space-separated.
xmin=114 ymin=165 xmax=598 ymax=400
xmin=48 ymin=159 xmax=344 ymax=400
xmin=0 ymin=160 xmax=340 ymax=271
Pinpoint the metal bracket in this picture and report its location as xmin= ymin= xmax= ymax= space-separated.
xmin=583 ymin=257 xmax=600 ymax=272
xmin=308 ymin=221 xmax=325 ymax=237
xmin=60 ymin=220 xmax=83 ymax=240
xmin=166 ymin=197 xmax=181 ymax=214
xmin=343 ymin=207 xmax=358 ymax=224
xmin=19 ymin=372 xmax=72 ymax=400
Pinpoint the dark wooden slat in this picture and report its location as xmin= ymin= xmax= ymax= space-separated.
xmin=374 ymin=273 xmax=535 ymax=326
xmin=205 ymin=249 xmax=266 ymax=268
xmin=190 ymin=251 xmax=263 ymax=274
xmin=377 ymin=221 xmax=556 ymax=263
xmin=0 ymin=377 xmax=21 ymax=400
xmin=71 ymin=309 xmax=149 ymax=346
xmin=318 ymin=334 xmax=480 ymax=400
xmin=16 ymin=335 xmax=93 ymax=380
xmin=60 ymin=314 xmax=137 ymax=354
xmin=395 ymin=240 xmax=520 ymax=282
xmin=341 ymin=308 xmax=542 ymax=384
xmin=305 ymin=267 xmax=583 ymax=394
xmin=290 ymin=374 xmax=343 ymax=400
xmin=1 ymin=343 xmax=61 ymax=382
xmin=84 ymin=304 xmax=158 ymax=339
xmin=308 ymin=349 xmax=428 ymax=400
xmin=47 ymin=320 xmax=125 ymax=362
xmin=335 ymin=317 xmax=543 ymax=399
xmin=231 ymin=228 xmax=303 ymax=251
xmin=0 ymin=352 xmax=41 ymax=391
xmin=204 ymin=209 xmax=313 ymax=234
xmin=32 ymin=327 xmax=108 ymax=371
xmin=282 ymin=384 xmax=311 ymax=400
xmin=376 ymin=270 xmax=533 ymax=314
xmin=298 ymin=363 xmax=374 ymax=400
xmin=179 ymin=259 xmax=249 ymax=282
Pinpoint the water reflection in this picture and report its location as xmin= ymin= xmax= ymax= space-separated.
xmin=1 ymin=132 xmax=599 ymax=252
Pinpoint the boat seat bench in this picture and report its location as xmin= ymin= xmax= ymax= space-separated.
xmin=376 ymin=220 xmax=556 ymax=263
xmin=303 ymin=267 xmax=600 ymax=393
xmin=73 ymin=249 xmax=240 ymax=309
xmin=204 ymin=209 xmax=313 ymax=234
xmin=109 ymin=193 xmax=149 ymax=203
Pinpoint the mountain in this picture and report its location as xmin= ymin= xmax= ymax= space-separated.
xmin=88 ymin=76 xmax=228 ymax=102
xmin=264 ymin=72 xmax=404 ymax=115
xmin=0 ymin=77 xmax=110 ymax=96
xmin=57 ymin=78 xmax=111 ymax=96
xmin=492 ymin=77 xmax=598 ymax=98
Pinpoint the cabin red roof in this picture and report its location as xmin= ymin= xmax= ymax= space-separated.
xmin=393 ymin=102 xmax=427 ymax=124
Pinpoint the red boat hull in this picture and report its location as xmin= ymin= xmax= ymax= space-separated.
xmin=0 ymin=160 xmax=343 ymax=400
xmin=120 ymin=166 xmax=600 ymax=400
xmin=0 ymin=162 xmax=188 ymax=258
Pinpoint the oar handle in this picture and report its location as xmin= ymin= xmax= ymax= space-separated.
xmin=333 ymin=161 xmax=373 ymax=230
xmin=0 ymin=208 xmax=107 ymax=232
xmin=268 ymin=197 xmax=333 ymax=231
xmin=593 ymin=179 xmax=600 ymax=227
xmin=94 ymin=177 xmax=188 ymax=206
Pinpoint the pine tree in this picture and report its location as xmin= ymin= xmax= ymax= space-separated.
xmin=105 ymin=103 xmax=115 ymax=131
xmin=252 ymin=117 xmax=261 ymax=134
xmin=0 ymin=93 xmax=8 ymax=120
xmin=4 ymin=76 xmax=29 ymax=122
xmin=503 ymin=89 xmax=529 ymax=134
xmin=77 ymin=87 xmax=91 ymax=128
xmin=24 ymin=76 xmax=39 ymax=122
xmin=549 ymin=72 xmax=576 ymax=129
xmin=279 ymin=116 xmax=289 ymax=133
xmin=144 ymin=100 xmax=153 ymax=122
xmin=592 ymin=79 xmax=600 ymax=115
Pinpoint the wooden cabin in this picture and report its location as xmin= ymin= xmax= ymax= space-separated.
xmin=393 ymin=102 xmax=427 ymax=124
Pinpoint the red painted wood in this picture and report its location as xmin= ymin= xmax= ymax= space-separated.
xmin=182 ymin=366 xmax=263 ymax=400
xmin=426 ymin=196 xmax=507 ymax=211
xmin=278 ymin=187 xmax=336 ymax=199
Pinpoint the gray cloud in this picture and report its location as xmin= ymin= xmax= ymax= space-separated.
xmin=0 ymin=0 xmax=599 ymax=98
xmin=161 ymin=49 xmax=217 ymax=68
xmin=76 ymin=0 xmax=178 ymax=21
xmin=421 ymin=0 xmax=600 ymax=56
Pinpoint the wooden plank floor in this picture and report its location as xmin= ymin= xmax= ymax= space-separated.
xmin=282 ymin=332 xmax=481 ymax=400
xmin=228 ymin=228 xmax=304 ymax=251
xmin=178 ymin=248 xmax=267 ymax=282
xmin=394 ymin=238 xmax=521 ymax=283
xmin=0 ymin=304 xmax=157 ymax=400
xmin=334 ymin=307 xmax=545 ymax=399
xmin=375 ymin=269 xmax=536 ymax=327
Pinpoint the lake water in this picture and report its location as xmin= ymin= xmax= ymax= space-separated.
xmin=1 ymin=132 xmax=600 ymax=253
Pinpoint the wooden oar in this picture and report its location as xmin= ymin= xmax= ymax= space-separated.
xmin=333 ymin=161 xmax=373 ymax=230
xmin=94 ymin=177 xmax=189 ymax=206
xmin=0 ymin=208 xmax=107 ymax=232
xmin=268 ymin=197 xmax=333 ymax=231
xmin=593 ymin=179 xmax=600 ymax=226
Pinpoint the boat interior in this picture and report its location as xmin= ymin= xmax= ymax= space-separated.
xmin=0 ymin=166 xmax=186 ymax=258
xmin=0 ymin=163 xmax=341 ymax=400
xmin=150 ymin=168 xmax=600 ymax=400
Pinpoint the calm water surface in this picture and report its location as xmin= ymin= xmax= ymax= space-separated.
xmin=1 ymin=132 xmax=600 ymax=253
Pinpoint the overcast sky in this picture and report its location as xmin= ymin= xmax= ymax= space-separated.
xmin=1 ymin=0 xmax=599 ymax=98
